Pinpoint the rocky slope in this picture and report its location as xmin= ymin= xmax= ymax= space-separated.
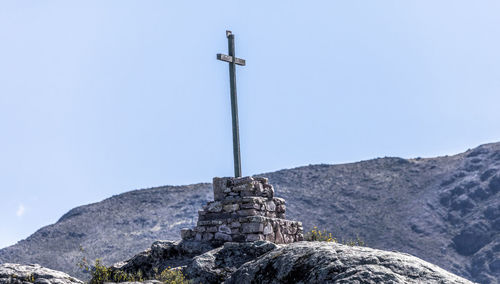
xmin=1 ymin=142 xmax=500 ymax=283
xmin=0 ymin=183 xmax=212 ymax=281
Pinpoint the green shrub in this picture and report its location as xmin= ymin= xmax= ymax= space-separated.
xmin=304 ymin=226 xmax=364 ymax=246
xmin=84 ymin=260 xmax=188 ymax=284
xmin=89 ymin=259 xmax=111 ymax=284
xmin=343 ymin=236 xmax=365 ymax=247
xmin=304 ymin=226 xmax=337 ymax=242
xmin=159 ymin=267 xmax=188 ymax=284
xmin=111 ymin=271 xmax=128 ymax=283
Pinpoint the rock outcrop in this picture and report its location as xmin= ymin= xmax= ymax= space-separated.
xmin=0 ymin=263 xmax=82 ymax=284
xmin=225 ymin=242 xmax=472 ymax=284
xmin=110 ymin=240 xmax=218 ymax=279
xmin=110 ymin=240 xmax=473 ymax=284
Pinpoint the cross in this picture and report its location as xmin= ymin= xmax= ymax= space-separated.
xmin=217 ymin=30 xmax=246 ymax=178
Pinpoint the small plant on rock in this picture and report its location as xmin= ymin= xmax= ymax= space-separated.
xmin=159 ymin=267 xmax=188 ymax=284
xmin=305 ymin=226 xmax=337 ymax=242
xmin=343 ymin=235 xmax=365 ymax=246
xmin=89 ymin=259 xmax=111 ymax=284
xmin=305 ymin=226 xmax=364 ymax=246
xmin=111 ymin=270 xmax=129 ymax=283
xmin=78 ymin=246 xmax=188 ymax=284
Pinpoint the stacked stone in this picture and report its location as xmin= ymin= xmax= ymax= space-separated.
xmin=181 ymin=176 xmax=303 ymax=244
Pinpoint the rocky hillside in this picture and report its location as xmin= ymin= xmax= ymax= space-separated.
xmin=1 ymin=142 xmax=500 ymax=283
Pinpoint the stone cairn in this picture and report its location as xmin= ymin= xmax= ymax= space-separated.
xmin=181 ymin=176 xmax=303 ymax=244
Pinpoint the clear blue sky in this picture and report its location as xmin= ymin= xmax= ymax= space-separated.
xmin=1 ymin=1 xmax=499 ymax=249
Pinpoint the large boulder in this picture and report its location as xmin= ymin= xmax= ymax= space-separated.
xmin=110 ymin=240 xmax=277 ymax=283
xmin=110 ymin=240 xmax=217 ymax=279
xmin=226 ymin=242 xmax=474 ymax=284
xmin=185 ymin=241 xmax=277 ymax=283
xmin=0 ymin=263 xmax=83 ymax=284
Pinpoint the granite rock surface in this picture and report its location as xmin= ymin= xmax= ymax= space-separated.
xmin=225 ymin=242 xmax=473 ymax=284
xmin=0 ymin=263 xmax=82 ymax=284
xmin=110 ymin=241 xmax=473 ymax=284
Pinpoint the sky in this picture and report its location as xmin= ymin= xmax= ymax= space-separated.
xmin=1 ymin=1 xmax=500 ymax=249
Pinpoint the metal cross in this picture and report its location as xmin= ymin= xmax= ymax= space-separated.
xmin=217 ymin=30 xmax=246 ymax=178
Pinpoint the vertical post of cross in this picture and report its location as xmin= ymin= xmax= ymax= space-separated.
xmin=227 ymin=31 xmax=241 ymax=178
xmin=217 ymin=30 xmax=246 ymax=178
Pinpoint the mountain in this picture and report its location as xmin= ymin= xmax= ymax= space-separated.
xmin=1 ymin=142 xmax=499 ymax=283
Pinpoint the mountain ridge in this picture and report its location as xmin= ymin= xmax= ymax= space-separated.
xmin=1 ymin=142 xmax=500 ymax=283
